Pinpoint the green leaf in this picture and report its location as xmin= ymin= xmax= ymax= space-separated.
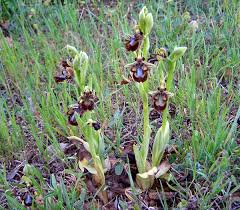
xmin=68 ymin=136 xmax=90 ymax=152
xmin=50 ymin=174 xmax=57 ymax=189
xmin=93 ymin=156 xmax=105 ymax=186
xmin=133 ymin=144 xmax=145 ymax=174
xmin=78 ymin=160 xmax=97 ymax=174
xmin=136 ymin=171 xmax=155 ymax=191
xmin=138 ymin=83 xmax=151 ymax=169
xmin=152 ymin=121 xmax=170 ymax=167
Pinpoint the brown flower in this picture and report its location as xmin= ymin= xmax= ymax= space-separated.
xmin=147 ymin=48 xmax=168 ymax=64
xmin=150 ymin=86 xmax=173 ymax=112
xmin=54 ymin=60 xmax=74 ymax=83
xmin=79 ymin=88 xmax=98 ymax=111
xmin=126 ymin=57 xmax=154 ymax=83
xmin=125 ymin=31 xmax=143 ymax=52
xmin=67 ymin=88 xmax=98 ymax=126
xmin=67 ymin=104 xmax=83 ymax=126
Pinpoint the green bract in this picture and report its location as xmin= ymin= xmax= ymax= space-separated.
xmin=169 ymin=47 xmax=187 ymax=63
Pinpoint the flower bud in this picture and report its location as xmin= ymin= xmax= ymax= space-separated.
xmin=73 ymin=51 xmax=88 ymax=70
xmin=33 ymin=24 xmax=39 ymax=31
xmin=139 ymin=6 xmax=147 ymax=33
xmin=236 ymin=8 xmax=240 ymax=26
xmin=65 ymin=45 xmax=78 ymax=57
xmin=138 ymin=6 xmax=153 ymax=35
xmin=79 ymin=51 xmax=88 ymax=62
xmin=169 ymin=47 xmax=187 ymax=62
xmin=145 ymin=13 xmax=153 ymax=35
xmin=30 ymin=8 xmax=36 ymax=15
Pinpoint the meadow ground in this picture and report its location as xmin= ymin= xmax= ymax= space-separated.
xmin=0 ymin=0 xmax=240 ymax=209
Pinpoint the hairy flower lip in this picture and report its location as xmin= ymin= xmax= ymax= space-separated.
xmin=125 ymin=57 xmax=154 ymax=83
xmin=67 ymin=104 xmax=83 ymax=126
xmin=125 ymin=31 xmax=143 ymax=52
xmin=153 ymin=91 xmax=168 ymax=111
xmin=150 ymin=87 xmax=172 ymax=112
xmin=79 ymin=89 xmax=98 ymax=112
xmin=61 ymin=60 xmax=71 ymax=68
xmin=66 ymin=89 xmax=98 ymax=126
xmin=92 ymin=122 xmax=101 ymax=130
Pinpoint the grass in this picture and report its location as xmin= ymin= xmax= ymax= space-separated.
xmin=0 ymin=0 xmax=240 ymax=209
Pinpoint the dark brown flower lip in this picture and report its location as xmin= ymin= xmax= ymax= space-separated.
xmin=67 ymin=104 xmax=83 ymax=126
xmin=87 ymin=120 xmax=101 ymax=131
xmin=67 ymin=89 xmax=98 ymax=126
xmin=23 ymin=193 xmax=33 ymax=207
xmin=54 ymin=74 xmax=68 ymax=83
xmin=151 ymin=87 xmax=169 ymax=112
xmin=92 ymin=122 xmax=101 ymax=130
xmin=147 ymin=56 xmax=159 ymax=64
xmin=79 ymin=100 xmax=95 ymax=111
xmin=127 ymin=57 xmax=154 ymax=83
xmin=79 ymin=89 xmax=98 ymax=111
xmin=132 ymin=68 xmax=148 ymax=82
xmin=125 ymin=31 xmax=143 ymax=52
xmin=61 ymin=60 xmax=71 ymax=68
xmin=54 ymin=67 xmax=74 ymax=83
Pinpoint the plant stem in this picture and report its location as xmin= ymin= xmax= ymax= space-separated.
xmin=166 ymin=61 xmax=176 ymax=91
xmin=143 ymin=36 xmax=149 ymax=59
xmin=162 ymin=60 xmax=176 ymax=129
xmin=138 ymin=83 xmax=151 ymax=171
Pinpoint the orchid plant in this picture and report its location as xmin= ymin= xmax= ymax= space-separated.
xmin=54 ymin=5 xmax=187 ymax=197
xmin=54 ymin=46 xmax=109 ymax=202
xmin=123 ymin=7 xmax=187 ymax=190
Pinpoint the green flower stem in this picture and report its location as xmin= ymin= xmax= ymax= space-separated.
xmin=75 ymin=69 xmax=81 ymax=89
xmin=166 ymin=61 xmax=176 ymax=91
xmin=142 ymin=36 xmax=150 ymax=59
xmin=162 ymin=60 xmax=176 ymax=129
xmin=138 ymin=83 xmax=151 ymax=171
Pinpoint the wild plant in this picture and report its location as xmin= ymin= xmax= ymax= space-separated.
xmin=54 ymin=4 xmax=187 ymax=199
xmin=54 ymin=46 xmax=109 ymax=202
xmin=123 ymin=6 xmax=187 ymax=190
